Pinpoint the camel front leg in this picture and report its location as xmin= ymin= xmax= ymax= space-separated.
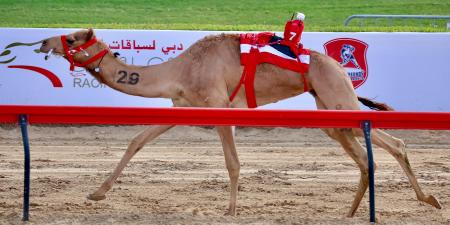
xmin=216 ymin=126 xmax=240 ymax=216
xmin=87 ymin=125 xmax=174 ymax=201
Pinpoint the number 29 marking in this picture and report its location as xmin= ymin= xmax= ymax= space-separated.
xmin=117 ymin=70 xmax=140 ymax=85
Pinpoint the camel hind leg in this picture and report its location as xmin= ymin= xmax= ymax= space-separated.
xmin=334 ymin=129 xmax=371 ymax=217
xmin=310 ymin=54 xmax=373 ymax=216
xmin=369 ymin=129 xmax=442 ymax=209
xmin=310 ymin=53 xmax=441 ymax=216
xmin=314 ymin=96 xmax=373 ymax=217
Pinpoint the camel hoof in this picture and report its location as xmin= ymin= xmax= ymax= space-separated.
xmin=425 ymin=195 xmax=442 ymax=209
xmin=224 ymin=210 xmax=236 ymax=216
xmin=346 ymin=211 xmax=355 ymax=218
xmin=87 ymin=193 xmax=106 ymax=201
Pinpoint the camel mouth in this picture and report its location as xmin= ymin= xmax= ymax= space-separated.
xmin=39 ymin=46 xmax=50 ymax=54
xmin=43 ymin=48 xmax=53 ymax=61
xmin=43 ymin=48 xmax=63 ymax=61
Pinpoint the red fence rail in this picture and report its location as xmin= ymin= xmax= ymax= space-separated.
xmin=1 ymin=105 xmax=450 ymax=223
xmin=1 ymin=105 xmax=450 ymax=129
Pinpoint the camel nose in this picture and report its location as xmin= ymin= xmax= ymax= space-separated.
xmin=40 ymin=39 xmax=51 ymax=53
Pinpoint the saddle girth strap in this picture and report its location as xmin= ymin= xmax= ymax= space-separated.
xmin=297 ymin=55 xmax=309 ymax=92
xmin=229 ymin=47 xmax=258 ymax=108
xmin=229 ymin=49 xmax=309 ymax=108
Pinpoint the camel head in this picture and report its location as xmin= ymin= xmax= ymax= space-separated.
xmin=41 ymin=28 xmax=110 ymax=69
xmin=40 ymin=28 xmax=95 ymax=57
xmin=40 ymin=28 xmax=110 ymax=82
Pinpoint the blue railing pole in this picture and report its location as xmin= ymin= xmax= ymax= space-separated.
xmin=362 ymin=120 xmax=375 ymax=223
xmin=19 ymin=114 xmax=30 ymax=221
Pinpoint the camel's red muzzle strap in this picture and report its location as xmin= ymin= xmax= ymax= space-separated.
xmin=60 ymin=35 xmax=108 ymax=71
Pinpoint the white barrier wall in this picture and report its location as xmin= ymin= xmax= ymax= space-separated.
xmin=0 ymin=28 xmax=449 ymax=111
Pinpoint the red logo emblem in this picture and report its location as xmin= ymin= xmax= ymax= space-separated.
xmin=323 ymin=38 xmax=368 ymax=89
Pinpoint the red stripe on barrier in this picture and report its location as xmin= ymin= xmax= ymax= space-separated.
xmin=1 ymin=105 xmax=450 ymax=130
xmin=7 ymin=66 xmax=63 ymax=87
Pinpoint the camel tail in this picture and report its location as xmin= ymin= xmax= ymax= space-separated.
xmin=357 ymin=96 xmax=394 ymax=111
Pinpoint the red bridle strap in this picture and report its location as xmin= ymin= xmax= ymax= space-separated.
xmin=60 ymin=35 xmax=108 ymax=71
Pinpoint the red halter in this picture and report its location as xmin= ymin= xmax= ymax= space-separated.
xmin=60 ymin=35 xmax=108 ymax=71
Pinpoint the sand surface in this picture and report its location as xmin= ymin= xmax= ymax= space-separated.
xmin=0 ymin=125 xmax=449 ymax=224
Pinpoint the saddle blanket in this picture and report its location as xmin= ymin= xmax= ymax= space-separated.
xmin=240 ymin=32 xmax=310 ymax=74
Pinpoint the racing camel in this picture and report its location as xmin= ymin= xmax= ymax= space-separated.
xmin=39 ymin=28 xmax=441 ymax=217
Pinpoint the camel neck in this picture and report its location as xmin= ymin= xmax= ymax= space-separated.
xmin=94 ymin=53 xmax=180 ymax=98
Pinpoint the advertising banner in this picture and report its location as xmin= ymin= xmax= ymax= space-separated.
xmin=0 ymin=28 xmax=449 ymax=111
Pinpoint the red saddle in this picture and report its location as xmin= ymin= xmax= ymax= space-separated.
xmin=229 ymin=32 xmax=310 ymax=108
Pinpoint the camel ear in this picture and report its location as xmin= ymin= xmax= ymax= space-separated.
xmin=75 ymin=28 xmax=94 ymax=42
xmin=86 ymin=28 xmax=94 ymax=40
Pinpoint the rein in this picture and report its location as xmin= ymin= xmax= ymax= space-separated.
xmin=60 ymin=35 xmax=108 ymax=71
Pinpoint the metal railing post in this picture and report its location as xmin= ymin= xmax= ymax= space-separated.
xmin=362 ymin=120 xmax=376 ymax=223
xmin=344 ymin=14 xmax=450 ymax=29
xmin=19 ymin=114 xmax=30 ymax=221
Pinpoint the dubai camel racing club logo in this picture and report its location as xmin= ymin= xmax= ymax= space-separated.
xmin=0 ymin=40 xmax=63 ymax=88
xmin=0 ymin=39 xmax=107 ymax=89
xmin=323 ymin=38 xmax=369 ymax=88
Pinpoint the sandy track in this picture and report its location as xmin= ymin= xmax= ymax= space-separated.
xmin=1 ymin=126 xmax=449 ymax=224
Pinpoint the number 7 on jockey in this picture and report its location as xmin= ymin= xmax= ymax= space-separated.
xmin=281 ymin=12 xmax=305 ymax=56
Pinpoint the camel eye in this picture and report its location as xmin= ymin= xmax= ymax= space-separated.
xmin=66 ymin=38 xmax=75 ymax=45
